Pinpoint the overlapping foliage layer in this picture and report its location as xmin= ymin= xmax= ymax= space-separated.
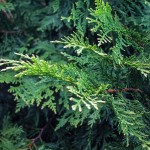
xmin=0 ymin=0 xmax=150 ymax=149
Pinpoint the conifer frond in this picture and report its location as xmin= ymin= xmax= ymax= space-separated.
xmin=0 ymin=1 xmax=14 ymax=12
xmin=111 ymin=96 xmax=150 ymax=149
xmin=52 ymin=32 xmax=107 ymax=57
xmin=0 ymin=117 xmax=27 ymax=150
xmin=0 ymin=53 xmax=108 ymax=113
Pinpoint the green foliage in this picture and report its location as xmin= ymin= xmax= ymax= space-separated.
xmin=0 ymin=0 xmax=73 ymax=60
xmin=62 ymin=0 xmax=91 ymax=34
xmin=0 ymin=1 xmax=14 ymax=12
xmin=111 ymin=96 xmax=150 ymax=148
xmin=0 ymin=0 xmax=150 ymax=149
xmin=108 ymin=0 xmax=150 ymax=32
xmin=0 ymin=116 xmax=27 ymax=150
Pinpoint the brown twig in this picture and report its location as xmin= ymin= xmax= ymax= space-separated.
xmin=107 ymin=88 xmax=143 ymax=94
xmin=0 ymin=30 xmax=20 ymax=34
xmin=0 ymin=0 xmax=14 ymax=21
xmin=28 ymin=125 xmax=47 ymax=150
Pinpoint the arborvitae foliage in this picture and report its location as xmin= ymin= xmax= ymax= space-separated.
xmin=0 ymin=0 xmax=150 ymax=149
xmin=0 ymin=116 xmax=27 ymax=150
